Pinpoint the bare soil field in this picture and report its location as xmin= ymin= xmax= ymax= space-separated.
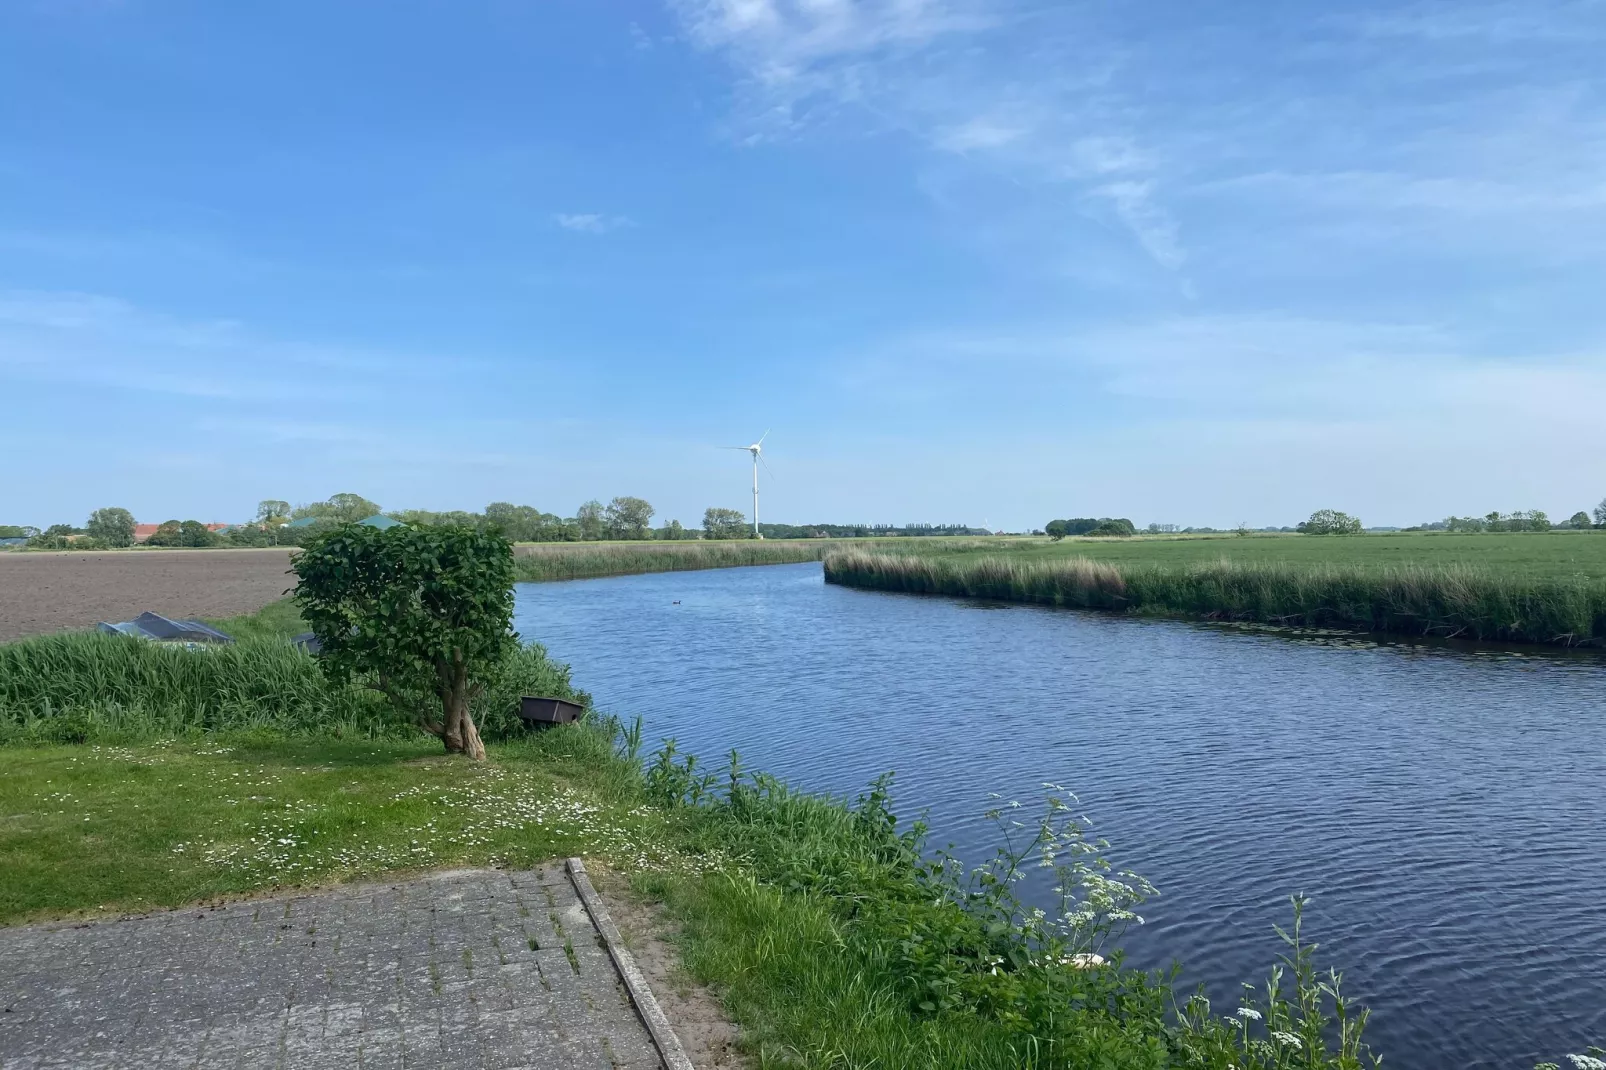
xmin=0 ymin=549 xmax=295 ymax=641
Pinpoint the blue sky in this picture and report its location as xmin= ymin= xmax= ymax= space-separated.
xmin=3 ymin=0 xmax=1604 ymax=531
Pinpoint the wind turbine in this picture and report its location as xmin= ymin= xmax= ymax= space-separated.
xmin=721 ymin=430 xmax=770 ymax=539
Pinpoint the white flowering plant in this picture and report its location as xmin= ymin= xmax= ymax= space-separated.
xmin=1172 ymin=894 xmax=1378 ymax=1069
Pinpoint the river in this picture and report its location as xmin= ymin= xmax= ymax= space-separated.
xmin=512 ymin=562 xmax=1606 ymax=1069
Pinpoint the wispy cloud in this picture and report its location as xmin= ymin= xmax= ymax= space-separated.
xmin=553 ymin=212 xmax=634 ymax=234
xmin=668 ymin=0 xmax=1186 ymax=273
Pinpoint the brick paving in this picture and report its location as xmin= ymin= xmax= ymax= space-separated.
xmin=0 ymin=867 xmax=668 ymax=1069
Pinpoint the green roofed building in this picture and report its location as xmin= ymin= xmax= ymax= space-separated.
xmin=359 ymin=514 xmax=403 ymax=529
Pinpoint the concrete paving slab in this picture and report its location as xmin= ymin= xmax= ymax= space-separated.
xmin=0 ymin=867 xmax=675 ymax=1070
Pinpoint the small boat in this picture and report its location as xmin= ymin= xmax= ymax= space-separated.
xmin=97 ymin=611 xmax=234 ymax=646
xmin=518 ymin=696 xmax=585 ymax=727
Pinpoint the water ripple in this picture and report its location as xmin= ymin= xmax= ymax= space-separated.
xmin=514 ymin=562 xmax=1606 ymax=1070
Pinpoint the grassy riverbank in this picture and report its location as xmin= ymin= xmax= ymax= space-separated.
xmin=1 ymin=606 xmax=1386 ymax=1069
xmin=1 ymin=728 xmax=1381 ymax=1069
xmin=509 ymin=536 xmax=1032 ymax=583
xmin=825 ymin=549 xmax=1606 ymax=647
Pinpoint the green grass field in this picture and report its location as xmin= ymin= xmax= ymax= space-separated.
xmin=899 ymin=531 xmax=1606 ymax=581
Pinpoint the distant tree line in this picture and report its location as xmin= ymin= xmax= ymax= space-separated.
xmin=1044 ymin=518 xmax=1137 ymax=540
xmin=1410 ymin=507 xmax=1606 ymax=532
xmin=756 ymin=521 xmax=987 ymax=539
xmin=13 ymin=493 xmax=1604 ymax=553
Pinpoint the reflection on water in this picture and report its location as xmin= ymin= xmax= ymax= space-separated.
xmin=514 ymin=562 xmax=1606 ymax=1070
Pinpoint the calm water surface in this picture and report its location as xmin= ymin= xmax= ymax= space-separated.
xmin=513 ymin=563 xmax=1606 ymax=1070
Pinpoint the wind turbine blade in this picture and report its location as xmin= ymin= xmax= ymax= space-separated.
xmin=757 ymin=429 xmax=770 ymax=446
xmin=759 ymin=454 xmax=776 ymax=481
xmin=719 ymin=446 xmax=750 ymax=450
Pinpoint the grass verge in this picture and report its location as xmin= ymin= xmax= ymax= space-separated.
xmin=825 ymin=549 xmax=1606 ymax=647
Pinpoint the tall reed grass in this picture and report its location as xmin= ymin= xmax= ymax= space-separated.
xmin=0 ymin=632 xmax=586 ymax=744
xmin=511 ymin=539 xmax=846 ymax=582
xmin=824 ymin=550 xmax=1606 ymax=647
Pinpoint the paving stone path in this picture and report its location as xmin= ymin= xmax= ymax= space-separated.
xmin=0 ymin=867 xmax=670 ymax=1069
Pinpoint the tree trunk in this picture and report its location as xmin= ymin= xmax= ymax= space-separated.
xmin=438 ymin=662 xmax=486 ymax=760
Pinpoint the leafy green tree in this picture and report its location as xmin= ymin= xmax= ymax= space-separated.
xmin=604 ymin=496 xmax=655 ymax=539
xmin=1567 ymin=511 xmax=1593 ymax=529
xmin=1089 ymin=518 xmax=1136 ymax=537
xmin=145 ymin=520 xmax=183 ymax=546
xmin=293 ymin=492 xmax=380 ymax=524
xmin=1596 ymin=498 xmax=1606 ymax=528
xmin=1297 ymin=509 xmax=1363 ymax=535
xmin=256 ymin=500 xmax=291 ymax=525
xmin=226 ymin=525 xmax=275 ymax=547
xmin=179 ymin=520 xmax=219 ymax=547
xmin=292 ymin=524 xmax=517 ymax=761
xmin=484 ymin=502 xmax=546 ymax=542
xmin=703 ymin=507 xmax=747 ymax=540
xmin=658 ymin=519 xmax=686 ymax=540
xmin=85 ymin=507 xmax=137 ymax=547
xmin=0 ymin=525 xmax=39 ymax=539
xmin=1044 ymin=520 xmax=1069 ymax=541
xmin=576 ymin=500 xmax=605 ymax=540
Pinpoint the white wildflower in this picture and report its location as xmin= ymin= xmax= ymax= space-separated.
xmin=1271 ymin=1031 xmax=1302 ymax=1050
xmin=1234 ymin=1007 xmax=1262 ymax=1021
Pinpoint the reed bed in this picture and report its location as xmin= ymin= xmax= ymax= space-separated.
xmin=511 ymin=539 xmax=846 ymax=582
xmin=0 ymin=631 xmax=584 ymax=744
xmin=824 ymin=549 xmax=1606 ymax=647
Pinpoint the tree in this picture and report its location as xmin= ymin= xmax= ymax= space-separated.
xmin=1567 ymin=511 xmax=1593 ymax=529
xmin=85 ymin=507 xmax=136 ymax=547
xmin=1297 ymin=509 xmax=1363 ymax=535
xmin=604 ymin=496 xmax=655 ymax=540
xmin=0 ymin=525 xmax=39 ymax=539
xmin=179 ymin=520 xmax=219 ymax=547
xmin=658 ymin=519 xmax=686 ymax=540
xmin=1596 ymin=499 xmax=1606 ymax=528
xmin=576 ymin=500 xmax=605 ymax=540
xmin=703 ymin=507 xmax=747 ymax=540
xmin=292 ymin=524 xmax=517 ymax=761
xmin=1089 ymin=518 xmax=1136 ymax=537
xmin=256 ymin=500 xmax=291 ymax=525
xmin=293 ymin=492 xmax=380 ymax=524
xmin=145 ymin=520 xmax=183 ymax=546
xmin=485 ymin=502 xmax=543 ymax=542
xmin=1044 ymin=520 xmax=1069 ymax=541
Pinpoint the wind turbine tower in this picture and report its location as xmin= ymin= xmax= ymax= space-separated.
xmin=721 ymin=431 xmax=770 ymax=539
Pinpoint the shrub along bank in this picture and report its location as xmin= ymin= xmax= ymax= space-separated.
xmin=824 ymin=549 xmax=1606 ymax=647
